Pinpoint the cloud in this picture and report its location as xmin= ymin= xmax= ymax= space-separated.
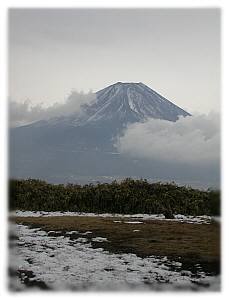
xmin=9 ymin=90 xmax=95 ymax=127
xmin=116 ymin=112 xmax=220 ymax=167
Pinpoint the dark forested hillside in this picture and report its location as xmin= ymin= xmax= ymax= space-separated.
xmin=9 ymin=178 xmax=220 ymax=216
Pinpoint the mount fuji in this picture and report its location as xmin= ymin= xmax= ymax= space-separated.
xmin=74 ymin=81 xmax=189 ymax=124
xmin=34 ymin=82 xmax=190 ymax=127
xmin=10 ymin=82 xmax=191 ymax=183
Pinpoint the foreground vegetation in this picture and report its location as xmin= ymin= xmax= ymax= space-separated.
xmin=9 ymin=178 xmax=220 ymax=216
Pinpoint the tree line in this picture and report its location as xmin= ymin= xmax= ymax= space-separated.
xmin=9 ymin=178 xmax=220 ymax=216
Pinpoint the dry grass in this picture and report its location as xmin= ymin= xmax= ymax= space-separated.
xmin=11 ymin=216 xmax=220 ymax=272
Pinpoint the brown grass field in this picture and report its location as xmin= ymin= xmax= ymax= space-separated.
xmin=10 ymin=216 xmax=220 ymax=274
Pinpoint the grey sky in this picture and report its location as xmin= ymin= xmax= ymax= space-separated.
xmin=9 ymin=8 xmax=220 ymax=113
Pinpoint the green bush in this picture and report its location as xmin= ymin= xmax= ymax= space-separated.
xmin=9 ymin=178 xmax=220 ymax=216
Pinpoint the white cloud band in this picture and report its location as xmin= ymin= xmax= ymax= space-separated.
xmin=9 ymin=90 xmax=95 ymax=127
xmin=116 ymin=113 xmax=220 ymax=167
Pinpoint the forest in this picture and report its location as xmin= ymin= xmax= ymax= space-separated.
xmin=9 ymin=178 xmax=220 ymax=216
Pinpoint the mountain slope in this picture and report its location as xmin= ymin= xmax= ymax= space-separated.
xmin=39 ymin=82 xmax=190 ymax=129
xmin=83 ymin=82 xmax=190 ymax=124
xmin=10 ymin=82 xmax=192 ymax=183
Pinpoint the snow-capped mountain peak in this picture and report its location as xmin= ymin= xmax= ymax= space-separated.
xmin=18 ymin=82 xmax=191 ymax=129
xmin=78 ymin=82 xmax=190 ymax=125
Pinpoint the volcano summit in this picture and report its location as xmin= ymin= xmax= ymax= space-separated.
xmin=78 ymin=82 xmax=190 ymax=125
xmin=39 ymin=82 xmax=190 ymax=130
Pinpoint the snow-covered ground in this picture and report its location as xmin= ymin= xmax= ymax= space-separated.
xmin=10 ymin=210 xmax=220 ymax=224
xmin=9 ymin=223 xmax=220 ymax=291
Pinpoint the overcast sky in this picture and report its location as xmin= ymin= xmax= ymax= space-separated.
xmin=9 ymin=8 xmax=220 ymax=114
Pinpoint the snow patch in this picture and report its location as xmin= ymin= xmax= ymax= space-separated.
xmin=124 ymin=221 xmax=143 ymax=224
xmin=9 ymin=223 xmax=220 ymax=291
xmin=92 ymin=237 xmax=108 ymax=242
xmin=10 ymin=211 xmax=214 ymax=224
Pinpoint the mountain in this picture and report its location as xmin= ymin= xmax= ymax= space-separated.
xmin=10 ymin=82 xmax=192 ymax=183
xmin=86 ymin=82 xmax=190 ymax=121
xmin=35 ymin=82 xmax=190 ymax=128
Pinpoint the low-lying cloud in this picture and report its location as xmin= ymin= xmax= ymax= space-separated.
xmin=9 ymin=90 xmax=95 ymax=127
xmin=116 ymin=112 xmax=220 ymax=167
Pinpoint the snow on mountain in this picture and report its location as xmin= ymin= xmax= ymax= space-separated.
xmin=38 ymin=82 xmax=190 ymax=128
xmin=70 ymin=82 xmax=190 ymax=126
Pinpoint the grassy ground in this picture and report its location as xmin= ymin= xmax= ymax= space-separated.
xmin=11 ymin=216 xmax=220 ymax=274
